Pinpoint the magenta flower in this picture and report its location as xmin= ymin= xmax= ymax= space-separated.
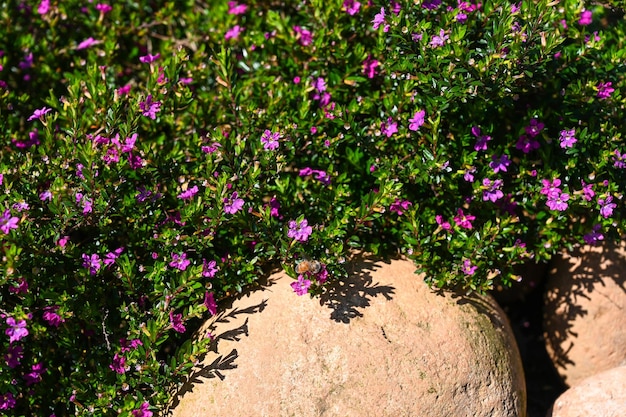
xmin=362 ymin=55 xmax=379 ymax=78
xmin=224 ymin=191 xmax=245 ymax=214
xmin=76 ymin=37 xmax=100 ymax=50
xmin=409 ymin=110 xmax=426 ymax=131
xmin=423 ymin=0 xmax=442 ymax=9
xmin=202 ymin=259 xmax=219 ymax=278
xmin=453 ymin=209 xmax=475 ymax=229
xmin=581 ymin=181 xmax=595 ymax=201
xmin=139 ymin=53 xmax=160 ymax=63
xmin=169 ymin=311 xmax=186 ymax=333
xmin=37 ymin=0 xmax=50 ymax=14
xmin=204 ymin=292 xmax=218 ymax=316
xmin=598 ymin=196 xmax=616 ymax=218
xmin=8 ymin=277 xmax=28 ymax=294
xmin=228 ymin=1 xmax=247 ymax=14
xmin=343 ymin=0 xmax=360 ymax=15
xmin=27 ymin=106 xmax=52 ymax=121
xmin=482 ymin=178 xmax=504 ymax=202
xmin=120 ymin=338 xmax=143 ymax=352
xmin=464 ymin=167 xmax=476 ymax=182
xmin=177 ymin=185 xmax=199 ymax=200
xmin=436 ymin=215 xmax=451 ymax=230
xmin=287 ymin=218 xmax=313 ymax=242
xmin=82 ymin=253 xmax=102 ymax=275
xmin=559 ymin=129 xmax=577 ymax=148
xmin=381 ymin=117 xmax=398 ymax=137
xmin=597 ymin=82 xmax=614 ymax=100
xmin=12 ymin=129 xmax=40 ymax=149
xmin=541 ymin=178 xmax=562 ymax=198
xmin=578 ymin=9 xmax=592 ymax=25
xmin=0 ymin=392 xmax=16 ymax=411
xmin=225 ymin=25 xmax=244 ymax=40
xmin=372 ymin=7 xmax=386 ymax=30
xmin=5 ymin=317 xmax=28 ymax=344
xmin=169 ymin=253 xmax=191 ymax=271
xmin=583 ymin=224 xmax=604 ymax=245
xmin=104 ymin=247 xmax=124 ymax=267
xmin=139 ymin=95 xmax=161 ymax=119
xmin=96 ymin=3 xmax=113 ymax=14
xmin=390 ymin=198 xmax=412 ymax=215
xmin=516 ymin=134 xmax=540 ymax=153
xmin=23 ymin=363 xmax=46 ymax=386
xmin=291 ymin=275 xmax=312 ymax=296
xmin=261 ymin=130 xmax=280 ymax=150
xmin=0 ymin=210 xmax=19 ymax=234
xmin=109 ymin=353 xmax=127 ymax=374
xmin=489 ymin=154 xmax=511 ymax=173
xmin=4 ymin=345 xmax=23 ymax=368
xmin=471 ymin=126 xmax=492 ymax=151
xmin=613 ymin=149 xmax=626 ymax=169
xmin=546 ymin=192 xmax=570 ymax=211
xmin=293 ymin=26 xmax=313 ymax=46
xmin=132 ymin=402 xmax=154 ymax=417
xmin=43 ymin=306 xmax=65 ymax=327
xmin=429 ymin=29 xmax=449 ymax=47
xmin=462 ymin=259 xmax=478 ymax=275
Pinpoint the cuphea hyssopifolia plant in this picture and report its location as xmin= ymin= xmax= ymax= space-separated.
xmin=1 ymin=0 xmax=625 ymax=415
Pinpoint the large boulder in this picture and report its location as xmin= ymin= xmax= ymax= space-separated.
xmin=547 ymin=365 xmax=626 ymax=417
xmin=171 ymin=256 xmax=526 ymax=417
xmin=544 ymin=240 xmax=626 ymax=387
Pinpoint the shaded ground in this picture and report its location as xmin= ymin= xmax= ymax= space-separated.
xmin=494 ymin=271 xmax=568 ymax=417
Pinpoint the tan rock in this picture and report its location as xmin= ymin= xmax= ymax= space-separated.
xmin=547 ymin=365 xmax=626 ymax=417
xmin=170 ymin=256 xmax=525 ymax=417
xmin=544 ymin=240 xmax=626 ymax=387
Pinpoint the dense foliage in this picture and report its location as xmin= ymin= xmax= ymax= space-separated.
xmin=0 ymin=0 xmax=624 ymax=414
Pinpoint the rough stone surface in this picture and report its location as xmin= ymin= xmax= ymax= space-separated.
xmin=170 ymin=256 xmax=526 ymax=417
xmin=543 ymin=240 xmax=626 ymax=387
xmin=547 ymin=365 xmax=626 ymax=417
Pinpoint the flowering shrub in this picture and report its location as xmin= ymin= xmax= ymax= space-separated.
xmin=1 ymin=0 xmax=625 ymax=414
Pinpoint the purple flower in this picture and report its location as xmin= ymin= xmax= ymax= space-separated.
xmin=464 ymin=167 xmax=476 ymax=182
xmin=293 ymin=26 xmax=313 ymax=46
xmin=43 ymin=306 xmax=65 ymax=327
xmin=169 ymin=253 xmax=191 ymax=271
xmin=429 ymin=29 xmax=449 ymax=47
xmin=541 ymin=178 xmax=562 ymax=198
xmin=27 ymin=106 xmax=52 ymax=121
xmin=104 ymin=247 xmax=124 ymax=267
xmin=462 ymin=259 xmax=477 ymax=275
xmin=422 ymin=0 xmax=442 ymax=9
xmin=598 ymin=196 xmax=616 ymax=218
xmin=372 ymin=7 xmax=386 ymax=30
xmin=559 ymin=129 xmax=577 ymax=148
xmin=139 ymin=95 xmax=161 ymax=119
xmin=390 ymin=198 xmax=412 ymax=215
xmin=0 ymin=209 xmax=19 ymax=234
xmin=132 ymin=402 xmax=153 ymax=417
xmin=139 ymin=53 xmax=160 ymax=63
xmin=4 ymin=345 xmax=23 ymax=368
xmin=343 ymin=0 xmax=360 ymax=15
xmin=583 ymin=224 xmax=604 ymax=245
xmin=287 ymin=218 xmax=313 ymax=242
xmin=224 ymin=191 xmax=245 ymax=214
xmin=76 ymin=37 xmax=100 ymax=50
xmin=453 ymin=209 xmax=475 ymax=229
xmin=362 ymin=55 xmax=379 ymax=78
xmin=471 ymin=126 xmax=492 ymax=151
xmin=409 ymin=110 xmax=425 ymax=131
xmin=82 ymin=253 xmax=102 ymax=275
xmin=578 ymin=9 xmax=592 ymax=25
xmin=120 ymin=338 xmax=143 ymax=352
xmin=291 ymin=275 xmax=312 ymax=296
xmin=613 ymin=149 xmax=626 ymax=169
xmin=515 ymin=135 xmax=540 ymax=153
xmin=169 ymin=311 xmax=186 ymax=333
xmin=597 ymin=82 xmax=614 ymax=100
xmin=581 ymin=181 xmax=595 ymax=201
xmin=204 ymin=292 xmax=218 ymax=316
xmin=482 ymin=178 xmax=504 ymax=202
xmin=525 ymin=118 xmax=544 ymax=137
xmin=110 ymin=353 xmax=126 ymax=374
xmin=546 ymin=192 xmax=570 ymax=211
xmin=177 ymin=185 xmax=199 ymax=200
xmin=24 ymin=363 xmax=46 ymax=386
xmin=489 ymin=154 xmax=511 ymax=173
xmin=0 ymin=392 xmax=16 ymax=411
xmin=202 ymin=259 xmax=219 ymax=278
xmin=225 ymin=25 xmax=244 ymax=40
xmin=261 ymin=130 xmax=280 ymax=150
xmin=381 ymin=117 xmax=398 ymax=137
xmin=5 ymin=317 xmax=28 ymax=344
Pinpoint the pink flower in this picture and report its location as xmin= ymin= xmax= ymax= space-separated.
xmin=578 ymin=9 xmax=592 ymax=26
xmin=225 ymin=25 xmax=244 ymax=40
xmin=471 ymin=126 xmax=491 ymax=151
xmin=228 ymin=1 xmax=247 ymax=14
xmin=169 ymin=311 xmax=186 ymax=333
xmin=287 ymin=218 xmax=313 ymax=242
xmin=8 ymin=277 xmax=28 ymax=294
xmin=43 ymin=306 xmax=65 ymax=327
xmin=436 ymin=215 xmax=451 ymax=230
xmin=82 ymin=253 xmax=102 ymax=275
xmin=204 ymin=292 xmax=218 ymax=316
xmin=177 ymin=185 xmax=199 ymax=200
xmin=381 ymin=117 xmax=398 ymax=137
xmin=120 ymin=338 xmax=143 ymax=352
xmin=462 ymin=259 xmax=477 ymax=275
xmin=96 ymin=3 xmax=113 ymax=14
xmin=598 ymin=196 xmax=616 ymax=218
xmin=0 ymin=392 xmax=16 ymax=411
xmin=139 ymin=53 xmax=160 ymax=63
xmin=109 ymin=353 xmax=126 ymax=374
xmin=559 ymin=129 xmax=577 ymax=148
xmin=581 ymin=181 xmax=595 ymax=201
xmin=5 ymin=317 xmax=28 ymax=344
xmin=104 ymin=247 xmax=124 ymax=267
xmin=139 ymin=95 xmax=162 ymax=119
xmin=169 ymin=253 xmax=191 ymax=271
xmin=546 ymin=192 xmax=570 ymax=211
xmin=261 ymin=130 xmax=280 ymax=150
xmin=0 ymin=209 xmax=19 ymax=234
xmin=76 ymin=37 xmax=100 ymax=50
xmin=540 ymin=178 xmax=562 ymax=198
xmin=597 ymin=82 xmax=614 ymax=100
xmin=372 ymin=7 xmax=386 ymax=30
xmin=224 ymin=191 xmax=245 ymax=214
xmin=23 ymin=363 xmax=46 ymax=386
xmin=362 ymin=55 xmax=379 ymax=78
xmin=293 ymin=26 xmax=313 ymax=46
xmin=132 ymin=402 xmax=153 ymax=417
xmin=202 ymin=259 xmax=219 ymax=278
xmin=343 ymin=0 xmax=361 ymax=15
xmin=291 ymin=275 xmax=312 ymax=296
xmin=27 ymin=106 xmax=52 ymax=121
xmin=390 ymin=198 xmax=412 ymax=215
xmin=37 ymin=0 xmax=50 ymax=15
xmin=409 ymin=110 xmax=425 ymax=131
xmin=453 ymin=209 xmax=475 ymax=229
xmin=430 ymin=29 xmax=449 ymax=47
